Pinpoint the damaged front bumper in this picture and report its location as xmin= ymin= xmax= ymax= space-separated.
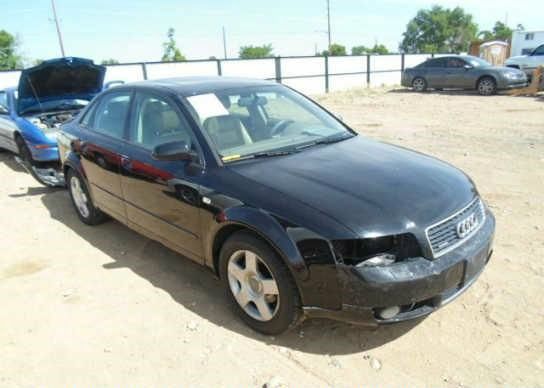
xmin=15 ymin=156 xmax=65 ymax=187
xmin=304 ymin=210 xmax=495 ymax=326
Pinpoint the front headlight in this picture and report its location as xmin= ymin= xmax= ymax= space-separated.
xmin=332 ymin=233 xmax=422 ymax=267
xmin=503 ymin=71 xmax=519 ymax=79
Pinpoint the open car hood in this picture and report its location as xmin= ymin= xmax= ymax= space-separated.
xmin=17 ymin=57 xmax=105 ymax=115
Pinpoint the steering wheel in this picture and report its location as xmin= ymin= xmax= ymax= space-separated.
xmin=270 ymin=119 xmax=294 ymax=137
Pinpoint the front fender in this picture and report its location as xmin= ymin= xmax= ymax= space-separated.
xmin=205 ymin=206 xmax=309 ymax=279
xmin=203 ymin=205 xmax=342 ymax=309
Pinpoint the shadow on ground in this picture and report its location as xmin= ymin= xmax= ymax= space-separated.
xmin=0 ymin=150 xmax=26 ymax=174
xmin=4 ymin=170 xmax=421 ymax=355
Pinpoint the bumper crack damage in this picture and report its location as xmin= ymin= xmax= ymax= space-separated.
xmin=15 ymin=156 xmax=65 ymax=187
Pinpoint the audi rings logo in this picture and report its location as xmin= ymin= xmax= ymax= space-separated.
xmin=456 ymin=213 xmax=478 ymax=238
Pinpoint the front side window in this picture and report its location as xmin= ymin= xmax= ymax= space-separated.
xmin=185 ymin=85 xmax=353 ymax=161
xmin=533 ymin=45 xmax=544 ymax=55
xmin=90 ymin=92 xmax=131 ymax=139
xmin=465 ymin=57 xmax=491 ymax=67
xmin=129 ymin=92 xmax=196 ymax=151
xmin=446 ymin=58 xmax=466 ymax=68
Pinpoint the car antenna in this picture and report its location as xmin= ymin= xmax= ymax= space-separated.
xmin=26 ymin=76 xmax=44 ymax=113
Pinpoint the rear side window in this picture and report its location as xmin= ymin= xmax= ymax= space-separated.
xmin=89 ymin=92 xmax=131 ymax=139
xmin=423 ymin=58 xmax=446 ymax=68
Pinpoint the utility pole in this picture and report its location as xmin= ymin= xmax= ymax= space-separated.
xmin=51 ymin=0 xmax=65 ymax=57
xmin=326 ymin=0 xmax=331 ymax=50
xmin=222 ymin=26 xmax=227 ymax=59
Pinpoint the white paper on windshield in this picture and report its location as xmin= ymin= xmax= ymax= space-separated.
xmin=187 ymin=93 xmax=229 ymax=122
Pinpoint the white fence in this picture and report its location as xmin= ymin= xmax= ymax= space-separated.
xmin=0 ymin=54 xmax=444 ymax=95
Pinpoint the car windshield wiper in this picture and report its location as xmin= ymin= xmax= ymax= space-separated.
xmin=296 ymin=133 xmax=355 ymax=150
xmin=222 ymin=149 xmax=299 ymax=163
xmin=245 ymin=149 xmax=299 ymax=159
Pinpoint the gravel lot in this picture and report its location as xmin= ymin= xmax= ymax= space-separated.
xmin=0 ymin=88 xmax=543 ymax=387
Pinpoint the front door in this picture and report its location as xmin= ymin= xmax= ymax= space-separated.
xmin=78 ymin=91 xmax=131 ymax=222
xmin=120 ymin=91 xmax=204 ymax=261
xmin=443 ymin=57 xmax=471 ymax=88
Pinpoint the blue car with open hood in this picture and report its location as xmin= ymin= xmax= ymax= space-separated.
xmin=0 ymin=57 xmax=105 ymax=186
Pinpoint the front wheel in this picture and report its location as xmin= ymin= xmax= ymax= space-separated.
xmin=477 ymin=77 xmax=497 ymax=96
xmin=219 ymin=231 xmax=302 ymax=335
xmin=67 ymin=168 xmax=107 ymax=225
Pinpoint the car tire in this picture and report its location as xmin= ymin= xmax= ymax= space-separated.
xmin=67 ymin=168 xmax=107 ymax=225
xmin=477 ymin=77 xmax=497 ymax=96
xmin=219 ymin=231 xmax=302 ymax=335
xmin=412 ymin=77 xmax=427 ymax=92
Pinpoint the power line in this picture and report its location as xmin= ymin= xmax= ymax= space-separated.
xmin=51 ymin=0 xmax=65 ymax=57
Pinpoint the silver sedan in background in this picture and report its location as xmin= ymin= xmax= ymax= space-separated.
xmin=402 ymin=55 xmax=527 ymax=95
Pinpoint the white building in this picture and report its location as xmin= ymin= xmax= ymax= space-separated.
xmin=511 ymin=30 xmax=544 ymax=56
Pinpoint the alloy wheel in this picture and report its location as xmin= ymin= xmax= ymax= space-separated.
xmin=70 ymin=176 xmax=90 ymax=218
xmin=478 ymin=79 xmax=495 ymax=95
xmin=227 ymin=250 xmax=280 ymax=321
xmin=412 ymin=78 xmax=426 ymax=92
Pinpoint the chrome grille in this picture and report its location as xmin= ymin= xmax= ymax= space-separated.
xmin=426 ymin=198 xmax=485 ymax=258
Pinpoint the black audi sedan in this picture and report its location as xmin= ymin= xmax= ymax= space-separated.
xmin=57 ymin=77 xmax=495 ymax=334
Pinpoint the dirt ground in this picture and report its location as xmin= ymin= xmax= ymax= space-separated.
xmin=0 ymin=88 xmax=543 ymax=387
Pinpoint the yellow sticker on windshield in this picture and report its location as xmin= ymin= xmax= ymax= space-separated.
xmin=222 ymin=154 xmax=241 ymax=162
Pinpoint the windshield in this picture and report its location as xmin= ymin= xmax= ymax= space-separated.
xmin=465 ymin=57 xmax=491 ymax=67
xmin=185 ymin=85 xmax=354 ymax=162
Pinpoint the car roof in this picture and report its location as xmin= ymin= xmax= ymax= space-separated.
xmin=428 ymin=55 xmax=478 ymax=61
xmin=120 ymin=76 xmax=277 ymax=96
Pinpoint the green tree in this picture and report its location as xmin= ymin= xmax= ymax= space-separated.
xmin=370 ymin=43 xmax=389 ymax=54
xmin=352 ymin=43 xmax=389 ymax=55
xmin=101 ymin=58 xmax=119 ymax=65
xmin=0 ymin=30 xmax=22 ymax=70
xmin=321 ymin=43 xmax=346 ymax=56
xmin=162 ymin=28 xmax=186 ymax=62
xmin=491 ymin=21 xmax=513 ymax=41
xmin=400 ymin=6 xmax=477 ymax=53
xmin=239 ymin=44 xmax=274 ymax=59
xmin=351 ymin=45 xmax=370 ymax=55
xmin=478 ymin=21 xmax=514 ymax=42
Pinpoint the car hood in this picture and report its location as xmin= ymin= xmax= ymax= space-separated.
xmin=17 ymin=57 xmax=105 ymax=115
xmin=505 ymin=55 xmax=527 ymax=63
xmin=228 ymin=136 xmax=477 ymax=237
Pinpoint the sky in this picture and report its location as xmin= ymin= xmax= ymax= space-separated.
xmin=1 ymin=0 xmax=542 ymax=64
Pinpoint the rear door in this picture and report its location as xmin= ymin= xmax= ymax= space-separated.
xmin=120 ymin=90 xmax=204 ymax=261
xmin=423 ymin=58 xmax=448 ymax=88
xmin=78 ymin=91 xmax=131 ymax=222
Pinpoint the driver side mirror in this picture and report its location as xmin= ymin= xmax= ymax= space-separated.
xmin=152 ymin=140 xmax=197 ymax=162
